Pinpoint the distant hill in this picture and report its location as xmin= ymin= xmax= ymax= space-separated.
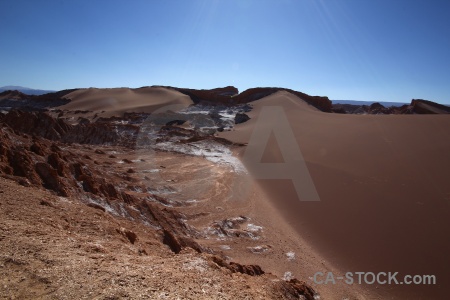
xmin=0 ymin=86 xmax=55 ymax=95
xmin=332 ymin=100 xmax=408 ymax=107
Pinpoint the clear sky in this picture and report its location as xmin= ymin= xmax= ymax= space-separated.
xmin=1 ymin=0 xmax=450 ymax=103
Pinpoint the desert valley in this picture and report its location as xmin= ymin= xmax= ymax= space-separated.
xmin=0 ymin=86 xmax=449 ymax=299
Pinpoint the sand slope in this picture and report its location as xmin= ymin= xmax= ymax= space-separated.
xmin=220 ymin=90 xmax=450 ymax=299
xmin=60 ymin=87 xmax=193 ymax=117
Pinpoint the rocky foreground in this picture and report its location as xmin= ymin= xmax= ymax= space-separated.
xmin=0 ymin=176 xmax=315 ymax=300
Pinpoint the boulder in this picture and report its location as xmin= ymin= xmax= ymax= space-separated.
xmin=234 ymin=113 xmax=250 ymax=124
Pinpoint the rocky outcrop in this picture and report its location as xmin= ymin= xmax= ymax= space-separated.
xmin=369 ymin=102 xmax=385 ymax=111
xmin=116 ymin=227 xmax=138 ymax=244
xmin=168 ymin=86 xmax=239 ymax=104
xmin=209 ymin=255 xmax=317 ymax=299
xmin=0 ymin=110 xmax=138 ymax=147
xmin=8 ymin=147 xmax=41 ymax=184
xmin=0 ymin=90 xmax=29 ymax=101
xmin=142 ymin=203 xmax=205 ymax=253
xmin=62 ymin=123 xmax=138 ymax=146
xmin=411 ymin=99 xmax=450 ymax=114
xmin=1 ymin=110 xmax=71 ymax=140
xmin=234 ymin=113 xmax=250 ymax=124
xmin=228 ymin=262 xmax=265 ymax=276
xmin=275 ymin=278 xmax=317 ymax=300
xmin=211 ymin=255 xmax=264 ymax=276
xmin=35 ymin=162 xmax=68 ymax=196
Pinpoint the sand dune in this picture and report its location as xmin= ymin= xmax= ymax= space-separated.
xmin=60 ymin=87 xmax=193 ymax=117
xmin=220 ymin=90 xmax=450 ymax=299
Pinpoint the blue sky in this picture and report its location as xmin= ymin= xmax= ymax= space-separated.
xmin=1 ymin=0 xmax=450 ymax=103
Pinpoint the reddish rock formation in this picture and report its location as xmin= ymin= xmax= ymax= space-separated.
xmin=1 ymin=110 xmax=71 ymax=140
xmin=228 ymin=262 xmax=265 ymax=276
xmin=116 ymin=227 xmax=138 ymax=244
xmin=35 ymin=162 xmax=68 ymax=197
xmin=275 ymin=278 xmax=317 ymax=300
xmin=211 ymin=255 xmax=264 ymax=276
xmin=0 ymin=110 xmax=138 ymax=147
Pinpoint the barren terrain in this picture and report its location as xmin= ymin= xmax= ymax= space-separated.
xmin=1 ymin=86 xmax=449 ymax=299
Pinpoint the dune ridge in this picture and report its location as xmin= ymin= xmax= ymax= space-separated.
xmin=60 ymin=87 xmax=194 ymax=117
xmin=219 ymin=90 xmax=450 ymax=299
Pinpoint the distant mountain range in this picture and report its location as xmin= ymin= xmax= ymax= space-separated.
xmin=332 ymin=100 xmax=408 ymax=107
xmin=0 ymin=86 xmax=55 ymax=95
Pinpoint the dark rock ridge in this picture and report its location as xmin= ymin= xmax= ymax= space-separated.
xmin=164 ymin=86 xmax=239 ymax=104
xmin=332 ymin=99 xmax=450 ymax=114
xmin=165 ymin=86 xmax=333 ymax=112
xmin=2 ymin=85 xmax=332 ymax=113
xmin=232 ymin=87 xmax=332 ymax=112
xmin=5 ymin=86 xmax=448 ymax=115
xmin=411 ymin=99 xmax=450 ymax=114
xmin=234 ymin=112 xmax=250 ymax=124
xmin=0 ymin=85 xmax=55 ymax=95
xmin=0 ymin=89 xmax=73 ymax=111
xmin=0 ymin=110 xmax=138 ymax=147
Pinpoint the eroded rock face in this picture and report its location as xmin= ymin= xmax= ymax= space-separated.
xmin=12 ymin=150 xmax=41 ymax=183
xmin=35 ymin=162 xmax=68 ymax=197
xmin=116 ymin=227 xmax=138 ymax=244
xmin=0 ymin=110 xmax=139 ymax=147
xmin=62 ymin=123 xmax=138 ymax=146
xmin=211 ymin=255 xmax=265 ymax=276
xmin=2 ymin=110 xmax=71 ymax=140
